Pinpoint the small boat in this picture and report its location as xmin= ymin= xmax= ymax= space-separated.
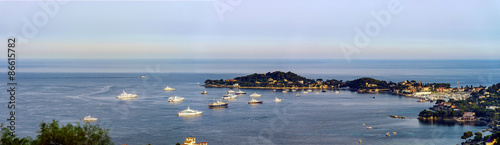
xmin=208 ymin=100 xmax=228 ymax=108
xmin=163 ymin=86 xmax=175 ymax=91
xmin=201 ymin=90 xmax=208 ymax=94
xmin=235 ymin=90 xmax=246 ymax=95
xmin=322 ymin=90 xmax=326 ymax=92
xmin=141 ymin=76 xmax=146 ymax=78
xmin=248 ymin=98 xmax=263 ymax=104
xmin=307 ymin=89 xmax=313 ymax=92
xmin=303 ymin=91 xmax=308 ymax=94
xmin=362 ymin=123 xmax=365 ymax=126
xmin=116 ymin=90 xmax=138 ymax=99
xmin=273 ymin=97 xmax=282 ymax=102
xmin=167 ymin=94 xmax=184 ymax=102
xmin=273 ymin=89 xmax=276 ymax=92
xmin=372 ymin=96 xmax=375 ymax=99
xmin=335 ymin=91 xmax=340 ymax=94
xmin=227 ymin=89 xmax=235 ymax=93
xmin=358 ymin=139 xmax=362 ymax=144
xmin=83 ymin=113 xmax=97 ymax=121
xmin=222 ymin=93 xmax=237 ymax=100
xmin=177 ymin=106 xmax=202 ymax=116
xmin=296 ymin=94 xmax=300 ymax=97
xmin=315 ymin=92 xmax=320 ymax=94
xmin=366 ymin=126 xmax=372 ymax=129
xmin=292 ymin=89 xmax=297 ymax=92
xmin=393 ymin=132 xmax=397 ymax=135
xmin=386 ymin=132 xmax=391 ymax=137
xmin=250 ymin=92 xmax=262 ymax=97
xmin=282 ymin=90 xmax=288 ymax=93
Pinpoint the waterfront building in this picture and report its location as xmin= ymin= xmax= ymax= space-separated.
xmin=182 ymin=137 xmax=207 ymax=145
xmin=462 ymin=112 xmax=476 ymax=121
xmin=487 ymin=106 xmax=500 ymax=110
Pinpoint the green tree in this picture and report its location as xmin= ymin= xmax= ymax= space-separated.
xmin=474 ymin=132 xmax=483 ymax=141
xmin=461 ymin=131 xmax=473 ymax=140
xmin=1 ymin=120 xmax=113 ymax=145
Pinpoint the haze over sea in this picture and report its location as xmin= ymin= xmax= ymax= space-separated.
xmin=1 ymin=59 xmax=499 ymax=144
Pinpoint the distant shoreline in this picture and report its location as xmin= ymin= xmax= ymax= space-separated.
xmin=202 ymin=85 xmax=328 ymax=90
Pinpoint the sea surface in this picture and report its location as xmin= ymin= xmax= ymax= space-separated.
xmin=1 ymin=59 xmax=500 ymax=145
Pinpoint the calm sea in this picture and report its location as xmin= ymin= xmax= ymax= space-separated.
xmin=1 ymin=59 xmax=499 ymax=144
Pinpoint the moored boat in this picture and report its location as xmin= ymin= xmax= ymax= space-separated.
xmin=201 ymin=90 xmax=208 ymax=94
xmin=235 ymin=90 xmax=246 ymax=95
xmin=83 ymin=113 xmax=97 ymax=121
xmin=248 ymin=98 xmax=263 ymax=104
xmin=164 ymin=86 xmax=175 ymax=91
xmin=273 ymin=97 xmax=282 ymax=102
xmin=177 ymin=106 xmax=202 ymax=116
xmin=209 ymin=100 xmax=228 ymax=108
xmin=222 ymin=93 xmax=238 ymax=100
xmin=250 ymin=92 xmax=262 ymax=97
xmin=168 ymin=94 xmax=184 ymax=102
xmin=227 ymin=89 xmax=235 ymax=93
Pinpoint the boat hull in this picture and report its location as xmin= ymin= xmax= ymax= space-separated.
xmin=209 ymin=104 xmax=229 ymax=108
xmin=177 ymin=113 xmax=202 ymax=116
xmin=248 ymin=101 xmax=263 ymax=104
xmin=84 ymin=118 xmax=98 ymax=121
xmin=116 ymin=95 xmax=138 ymax=99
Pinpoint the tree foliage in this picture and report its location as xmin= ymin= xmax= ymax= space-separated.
xmin=0 ymin=120 xmax=113 ymax=145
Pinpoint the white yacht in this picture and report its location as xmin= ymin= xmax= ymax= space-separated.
xmin=248 ymin=98 xmax=263 ymax=104
xmin=201 ymin=90 xmax=208 ymax=94
xmin=141 ymin=76 xmax=146 ymax=78
xmin=164 ymin=86 xmax=175 ymax=91
xmin=227 ymin=89 xmax=235 ymax=93
xmin=208 ymin=100 xmax=228 ymax=108
xmin=386 ymin=132 xmax=391 ymax=137
xmin=235 ymin=90 xmax=246 ymax=95
xmin=335 ymin=91 xmax=340 ymax=94
xmin=249 ymin=92 xmax=262 ymax=97
xmin=273 ymin=97 xmax=282 ymax=102
xmin=282 ymin=90 xmax=288 ymax=93
xmin=116 ymin=90 xmax=138 ymax=99
xmin=83 ymin=113 xmax=97 ymax=121
xmin=307 ymin=89 xmax=313 ymax=92
xmin=177 ymin=106 xmax=202 ymax=116
xmin=222 ymin=93 xmax=238 ymax=100
xmin=296 ymin=94 xmax=300 ymax=97
xmin=366 ymin=126 xmax=373 ymax=129
xmin=168 ymin=94 xmax=184 ymax=102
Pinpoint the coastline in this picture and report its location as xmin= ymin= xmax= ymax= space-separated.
xmin=202 ymin=85 xmax=329 ymax=90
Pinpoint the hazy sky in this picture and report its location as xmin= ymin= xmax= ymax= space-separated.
xmin=0 ymin=0 xmax=499 ymax=59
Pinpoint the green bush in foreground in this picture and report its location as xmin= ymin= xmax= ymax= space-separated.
xmin=0 ymin=120 xmax=112 ymax=145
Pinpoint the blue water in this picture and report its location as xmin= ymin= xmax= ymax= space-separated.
xmin=1 ymin=59 xmax=499 ymax=144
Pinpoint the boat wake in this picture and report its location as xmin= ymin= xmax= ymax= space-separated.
xmin=64 ymin=85 xmax=116 ymax=101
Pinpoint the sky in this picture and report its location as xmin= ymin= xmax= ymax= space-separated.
xmin=0 ymin=0 xmax=499 ymax=60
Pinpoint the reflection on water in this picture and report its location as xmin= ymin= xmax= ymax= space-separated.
xmin=418 ymin=119 xmax=486 ymax=127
